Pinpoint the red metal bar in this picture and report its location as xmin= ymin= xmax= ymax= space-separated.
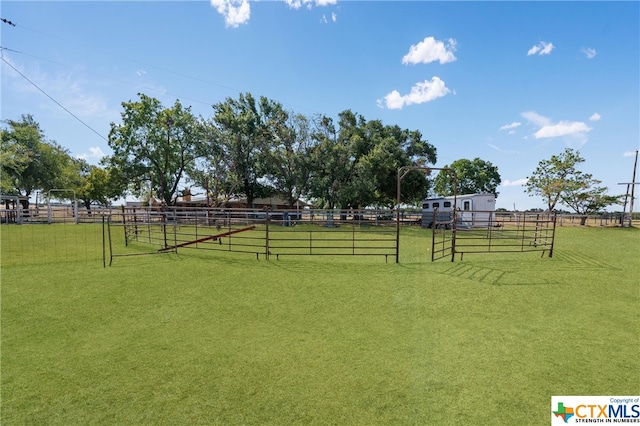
xmin=159 ymin=225 xmax=256 ymax=252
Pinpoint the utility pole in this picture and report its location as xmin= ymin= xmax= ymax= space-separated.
xmin=619 ymin=149 xmax=639 ymax=227
xmin=629 ymin=149 xmax=638 ymax=223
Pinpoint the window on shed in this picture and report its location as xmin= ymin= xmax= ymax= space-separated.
xmin=444 ymin=201 xmax=452 ymax=208
xmin=423 ymin=203 xmax=429 ymax=209
xmin=433 ymin=202 xmax=440 ymax=209
xmin=463 ymin=201 xmax=471 ymax=210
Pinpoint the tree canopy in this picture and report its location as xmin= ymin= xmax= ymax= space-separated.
xmin=206 ymin=93 xmax=283 ymax=206
xmin=525 ymin=148 xmax=587 ymax=212
xmin=105 ymin=94 xmax=202 ymax=206
xmin=3 ymin=93 xmax=548 ymax=213
xmin=261 ymin=112 xmax=315 ymax=207
xmin=308 ymin=111 xmax=437 ymax=209
xmin=433 ymin=158 xmax=501 ymax=197
xmin=525 ymin=148 xmax=622 ymax=218
xmin=67 ymin=159 xmax=122 ymax=212
xmin=1 ymin=114 xmax=72 ymax=202
xmin=561 ymin=178 xmax=622 ymax=224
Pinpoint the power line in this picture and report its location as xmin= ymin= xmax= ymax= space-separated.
xmin=1 ymin=56 xmax=108 ymax=142
xmin=0 ymin=46 xmax=20 ymax=54
xmin=2 ymin=46 xmax=214 ymax=108
xmin=10 ymin=18 xmax=323 ymax=115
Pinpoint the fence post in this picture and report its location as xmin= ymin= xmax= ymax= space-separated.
xmin=122 ymin=206 xmax=129 ymax=246
xmin=352 ymin=219 xmax=356 ymax=255
xmin=549 ymin=212 xmax=557 ymax=257
xmin=102 ymin=214 xmax=106 ymax=268
xmin=265 ymin=208 xmax=270 ymax=260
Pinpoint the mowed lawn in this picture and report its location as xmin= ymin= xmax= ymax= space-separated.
xmin=1 ymin=224 xmax=638 ymax=425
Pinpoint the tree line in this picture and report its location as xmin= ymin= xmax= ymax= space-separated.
xmin=105 ymin=92 xmax=448 ymax=209
xmin=1 ymin=92 xmax=621 ymax=218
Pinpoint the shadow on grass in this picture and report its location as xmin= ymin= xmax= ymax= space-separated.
xmin=410 ymin=249 xmax=619 ymax=286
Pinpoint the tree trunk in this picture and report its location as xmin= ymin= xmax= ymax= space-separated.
xmin=20 ymin=199 xmax=30 ymax=216
xmin=84 ymin=199 xmax=92 ymax=215
xmin=580 ymin=215 xmax=587 ymax=226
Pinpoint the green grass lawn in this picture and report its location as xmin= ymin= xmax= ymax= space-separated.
xmin=1 ymin=224 xmax=638 ymax=425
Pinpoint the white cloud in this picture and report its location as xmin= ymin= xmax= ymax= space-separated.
xmin=2 ymin=55 xmax=46 ymax=95
xmin=624 ymin=151 xmax=638 ymax=157
xmin=213 ymin=0 xmax=335 ymax=26
xmin=488 ymin=144 xmax=518 ymax=154
xmin=89 ymin=146 xmax=105 ymax=158
xmin=521 ymin=111 xmax=551 ymax=127
xmin=285 ymin=0 xmax=337 ymax=10
xmin=76 ymin=146 xmax=105 ymax=161
xmin=320 ymin=12 xmax=337 ymax=24
xmin=401 ymin=37 xmax=457 ymax=65
xmin=3 ymin=56 xmax=111 ymax=119
xmin=377 ymin=77 xmax=451 ymax=110
xmin=60 ymin=81 xmax=111 ymax=117
xmin=527 ymin=41 xmax=554 ymax=56
xmin=286 ymin=0 xmax=302 ymax=9
xmin=521 ymin=111 xmax=592 ymax=143
xmin=15 ymin=67 xmax=104 ymax=122
xmin=499 ymin=122 xmax=521 ymax=131
xmin=534 ymin=121 xmax=592 ymax=139
xmin=136 ymin=69 xmax=146 ymax=77
xmin=589 ymin=112 xmax=601 ymax=121
xmin=502 ymin=178 xmax=529 ymax=187
xmin=581 ymin=47 xmax=597 ymax=59
xmin=210 ymin=0 xmax=251 ymax=28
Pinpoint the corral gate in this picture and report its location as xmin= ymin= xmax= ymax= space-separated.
xmin=396 ymin=166 xmax=556 ymax=262
xmin=396 ymin=166 xmax=459 ymax=263
xmin=430 ymin=208 xmax=456 ymax=261
xmin=428 ymin=210 xmax=556 ymax=261
xmin=104 ymin=207 xmax=401 ymax=266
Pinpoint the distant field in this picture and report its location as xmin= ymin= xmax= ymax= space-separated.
xmin=1 ymin=224 xmax=638 ymax=425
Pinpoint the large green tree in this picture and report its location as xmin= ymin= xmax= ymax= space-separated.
xmin=362 ymin=121 xmax=436 ymax=207
xmin=329 ymin=110 xmax=374 ymax=210
xmin=525 ymin=148 xmax=587 ymax=211
xmin=106 ymin=94 xmax=202 ymax=206
xmin=433 ymin=158 xmax=501 ymax=197
xmin=1 ymin=114 xmax=72 ymax=205
xmin=307 ymin=111 xmax=436 ymax=209
xmin=209 ymin=93 xmax=285 ymax=206
xmin=188 ymin=119 xmax=226 ymax=205
xmin=561 ymin=179 xmax=622 ymax=225
xmin=307 ymin=115 xmax=347 ymax=209
xmin=262 ymin=112 xmax=316 ymax=207
xmin=67 ymin=159 xmax=123 ymax=213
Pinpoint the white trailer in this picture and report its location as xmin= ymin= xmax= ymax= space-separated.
xmin=421 ymin=193 xmax=496 ymax=228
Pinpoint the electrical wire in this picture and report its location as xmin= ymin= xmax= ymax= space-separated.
xmin=1 ymin=55 xmax=109 ymax=142
xmin=4 ymin=18 xmax=322 ymax=115
xmin=1 ymin=46 xmax=214 ymax=107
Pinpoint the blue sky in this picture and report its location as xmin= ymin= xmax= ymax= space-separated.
xmin=1 ymin=1 xmax=639 ymax=211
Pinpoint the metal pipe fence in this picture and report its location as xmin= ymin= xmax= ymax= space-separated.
xmin=430 ymin=210 xmax=557 ymax=261
xmin=0 ymin=204 xmax=118 ymax=224
xmin=105 ymin=207 xmax=400 ymax=265
xmin=1 ymin=206 xmax=568 ymax=267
